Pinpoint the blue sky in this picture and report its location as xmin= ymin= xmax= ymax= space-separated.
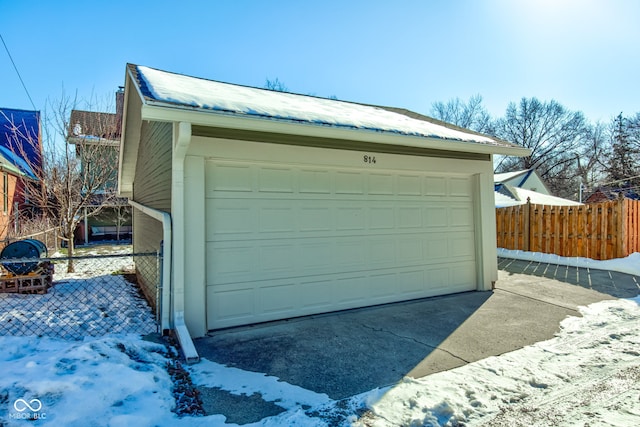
xmin=1 ymin=0 xmax=638 ymax=123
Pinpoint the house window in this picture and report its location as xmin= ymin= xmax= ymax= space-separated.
xmin=2 ymin=173 xmax=8 ymax=214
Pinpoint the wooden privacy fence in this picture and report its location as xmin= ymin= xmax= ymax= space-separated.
xmin=496 ymin=198 xmax=640 ymax=260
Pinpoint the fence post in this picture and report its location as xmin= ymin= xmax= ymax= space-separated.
xmin=524 ymin=198 xmax=531 ymax=251
xmin=156 ymin=248 xmax=162 ymax=332
xmin=618 ymin=195 xmax=626 ymax=258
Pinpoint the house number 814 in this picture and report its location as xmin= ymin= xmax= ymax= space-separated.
xmin=363 ymin=155 xmax=377 ymax=164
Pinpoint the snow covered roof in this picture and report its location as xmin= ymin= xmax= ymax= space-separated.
xmin=68 ymin=110 xmax=121 ymax=143
xmin=0 ymin=145 xmax=37 ymax=179
xmin=513 ymin=187 xmax=582 ymax=206
xmin=126 ymin=64 xmax=527 ymax=153
xmin=494 ymin=170 xmax=531 ymax=183
xmin=494 ymin=191 xmax=521 ymax=208
xmin=495 ymin=183 xmax=582 ymax=207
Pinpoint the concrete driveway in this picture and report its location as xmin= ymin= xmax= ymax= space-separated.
xmin=193 ymin=258 xmax=640 ymax=424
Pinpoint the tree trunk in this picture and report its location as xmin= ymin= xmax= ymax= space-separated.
xmin=66 ymin=224 xmax=75 ymax=273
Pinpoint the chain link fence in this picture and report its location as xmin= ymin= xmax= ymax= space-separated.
xmin=0 ymin=226 xmax=61 ymax=253
xmin=0 ymin=250 xmax=160 ymax=340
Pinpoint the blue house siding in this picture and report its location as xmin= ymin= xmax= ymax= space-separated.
xmin=0 ymin=108 xmax=42 ymax=177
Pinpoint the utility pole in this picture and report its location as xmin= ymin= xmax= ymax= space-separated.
xmin=579 ymin=177 xmax=584 ymax=203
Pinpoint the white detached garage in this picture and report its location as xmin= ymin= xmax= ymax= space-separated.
xmin=119 ymin=64 xmax=529 ymax=340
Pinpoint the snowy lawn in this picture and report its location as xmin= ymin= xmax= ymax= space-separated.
xmin=1 ymin=250 xmax=639 ymax=426
xmin=0 ymin=245 xmax=156 ymax=339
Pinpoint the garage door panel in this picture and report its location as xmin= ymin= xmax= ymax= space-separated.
xmin=397 ymin=174 xmax=422 ymax=195
xmin=208 ymin=163 xmax=253 ymax=192
xmin=300 ymin=279 xmax=334 ymax=309
xmin=299 ymin=206 xmax=332 ymax=232
xmin=258 ymin=167 xmax=295 ymax=193
xmin=208 ymin=286 xmax=255 ymax=324
xmin=260 ymin=206 xmax=295 ymax=233
xmin=334 ymin=275 xmax=368 ymax=305
xmin=398 ymin=206 xmax=422 ymax=228
xmin=334 ymin=239 xmax=367 ymax=268
xmin=450 ymin=232 xmax=476 ymax=258
xmin=209 ymin=244 xmax=255 ymax=278
xmin=370 ymin=273 xmax=397 ymax=299
xmin=208 ymin=231 xmax=473 ymax=286
xmin=449 ymin=177 xmax=473 ymax=197
xmin=370 ymin=239 xmax=396 ymax=266
xmin=336 ymin=171 xmax=365 ymax=194
xmin=298 ymin=242 xmax=334 ymax=271
xmin=398 ymin=270 xmax=425 ymax=295
xmin=398 ymin=237 xmax=424 ymax=264
xmin=425 ymin=176 xmax=447 ymax=195
xmin=425 ymin=236 xmax=449 ymax=260
xmin=336 ymin=207 xmax=366 ymax=230
xmin=368 ymin=173 xmax=394 ymax=195
xmin=451 ymin=261 xmax=477 ymax=287
xmin=206 ymin=158 xmax=478 ymax=330
xmin=299 ymin=169 xmax=332 ymax=194
xmin=207 ymin=263 xmax=475 ymax=329
xmin=425 ymin=267 xmax=449 ymax=289
xmin=208 ymin=202 xmax=254 ymax=237
xmin=450 ymin=205 xmax=474 ymax=228
xmin=259 ymin=282 xmax=298 ymax=314
xmin=424 ymin=206 xmax=448 ymax=228
xmin=369 ymin=207 xmax=395 ymax=229
xmin=259 ymin=244 xmax=294 ymax=274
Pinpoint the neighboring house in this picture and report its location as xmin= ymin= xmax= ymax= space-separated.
xmin=494 ymin=169 xmax=581 ymax=207
xmin=494 ymin=183 xmax=582 ymax=207
xmin=0 ymin=108 xmax=42 ymax=240
xmin=67 ymin=88 xmax=132 ymax=243
xmin=119 ymin=64 xmax=529 ymax=339
xmin=584 ymin=187 xmax=640 ymax=204
xmin=494 ymin=169 xmax=551 ymax=195
xmin=0 ymin=151 xmax=31 ymax=240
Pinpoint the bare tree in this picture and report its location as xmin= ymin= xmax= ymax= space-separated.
xmin=114 ymin=204 xmax=132 ymax=241
xmin=430 ymin=94 xmax=494 ymax=134
xmin=626 ymin=112 xmax=640 ymax=151
xmin=575 ymin=121 xmax=609 ymax=196
xmin=604 ymin=113 xmax=640 ymax=188
xmin=493 ymin=97 xmax=590 ymax=198
xmin=7 ymin=91 xmax=120 ymax=271
xmin=264 ymin=77 xmax=288 ymax=92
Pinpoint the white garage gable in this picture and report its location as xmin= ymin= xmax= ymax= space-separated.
xmin=120 ymin=64 xmax=530 ymax=337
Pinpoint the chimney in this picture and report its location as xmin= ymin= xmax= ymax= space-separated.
xmin=116 ymin=86 xmax=125 ymax=136
xmin=116 ymin=86 xmax=125 ymax=117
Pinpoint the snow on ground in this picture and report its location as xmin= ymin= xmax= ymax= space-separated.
xmin=348 ymin=296 xmax=640 ymax=427
xmin=498 ymin=248 xmax=640 ymax=277
xmin=0 ymin=335 xmax=177 ymax=427
xmin=0 ymin=246 xmax=156 ymax=339
xmin=190 ymin=359 xmax=332 ymax=411
xmin=1 ymin=250 xmax=639 ymax=426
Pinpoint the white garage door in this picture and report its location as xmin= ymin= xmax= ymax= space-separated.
xmin=205 ymin=152 xmax=477 ymax=330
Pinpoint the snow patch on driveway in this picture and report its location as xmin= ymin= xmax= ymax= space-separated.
xmin=190 ymin=359 xmax=331 ymax=411
xmin=349 ymin=297 xmax=640 ymax=426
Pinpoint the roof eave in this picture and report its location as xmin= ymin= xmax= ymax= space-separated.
xmin=140 ymin=103 xmax=531 ymax=157
xmin=118 ymin=66 xmax=145 ymax=197
xmin=68 ymin=136 xmax=120 ymax=146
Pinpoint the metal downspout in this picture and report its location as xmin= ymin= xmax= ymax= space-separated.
xmin=128 ymin=199 xmax=199 ymax=364
xmin=171 ymin=122 xmax=199 ymax=364
xmin=128 ymin=200 xmax=172 ymax=330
